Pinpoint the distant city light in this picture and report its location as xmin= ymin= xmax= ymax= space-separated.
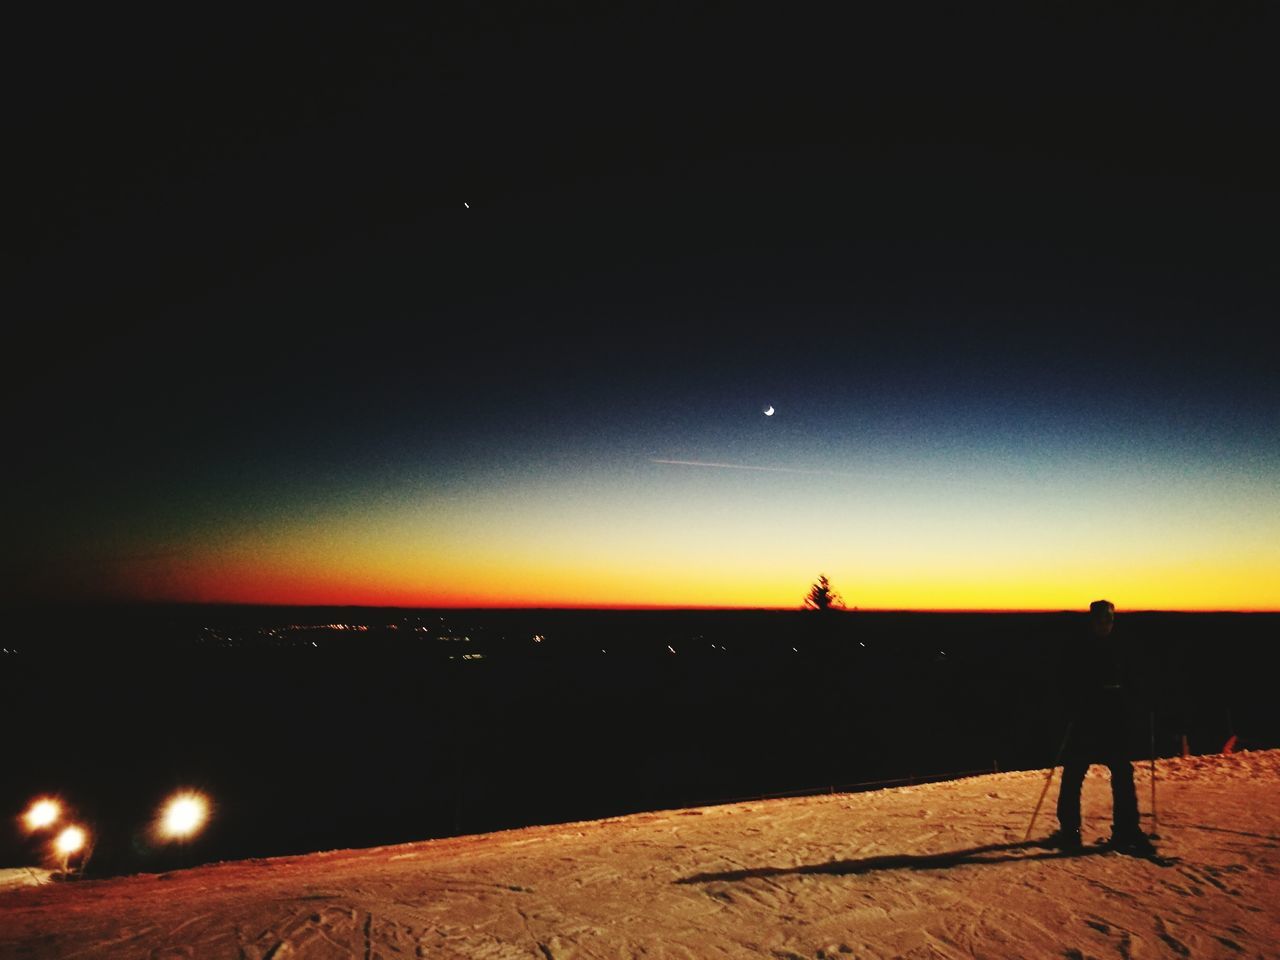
xmin=23 ymin=798 xmax=60 ymax=831
xmin=159 ymin=791 xmax=210 ymax=839
xmin=54 ymin=826 xmax=86 ymax=855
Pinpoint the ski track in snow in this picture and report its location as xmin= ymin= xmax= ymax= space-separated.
xmin=2 ymin=751 xmax=1278 ymax=959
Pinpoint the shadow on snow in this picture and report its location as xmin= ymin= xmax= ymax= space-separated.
xmin=676 ymin=839 xmax=1115 ymax=885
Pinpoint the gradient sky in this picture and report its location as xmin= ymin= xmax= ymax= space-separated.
xmin=8 ymin=7 xmax=1279 ymax=610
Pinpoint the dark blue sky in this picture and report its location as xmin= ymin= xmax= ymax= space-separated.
xmin=7 ymin=5 xmax=1278 ymax=607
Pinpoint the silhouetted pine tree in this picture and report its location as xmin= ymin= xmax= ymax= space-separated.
xmin=803 ymin=575 xmax=845 ymax=611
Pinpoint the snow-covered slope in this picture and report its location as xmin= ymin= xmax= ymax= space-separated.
xmin=3 ymin=751 xmax=1277 ymax=959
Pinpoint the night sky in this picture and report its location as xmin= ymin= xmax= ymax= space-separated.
xmin=8 ymin=6 xmax=1279 ymax=610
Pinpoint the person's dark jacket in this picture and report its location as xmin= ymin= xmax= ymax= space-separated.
xmin=1057 ymin=629 xmax=1146 ymax=759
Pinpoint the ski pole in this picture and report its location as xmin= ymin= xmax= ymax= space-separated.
xmin=1149 ymin=711 xmax=1159 ymax=838
xmin=1025 ymin=720 xmax=1073 ymax=842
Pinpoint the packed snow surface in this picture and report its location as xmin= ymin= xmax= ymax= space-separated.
xmin=2 ymin=751 xmax=1278 ymax=958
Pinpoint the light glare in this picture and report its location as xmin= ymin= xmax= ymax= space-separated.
xmin=24 ymin=799 xmax=60 ymax=831
xmin=55 ymin=826 xmax=86 ymax=855
xmin=160 ymin=792 xmax=210 ymax=839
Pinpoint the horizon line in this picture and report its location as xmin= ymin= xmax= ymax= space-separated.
xmin=10 ymin=600 xmax=1279 ymax=615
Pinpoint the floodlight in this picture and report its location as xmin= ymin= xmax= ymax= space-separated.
xmin=23 ymin=798 xmax=60 ymax=832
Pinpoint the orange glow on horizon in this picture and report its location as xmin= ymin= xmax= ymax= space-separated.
xmin=94 ymin=471 xmax=1280 ymax=614
xmin=115 ymin=558 xmax=1280 ymax=613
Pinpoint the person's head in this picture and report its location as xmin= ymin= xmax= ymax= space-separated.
xmin=1089 ymin=599 xmax=1115 ymax=638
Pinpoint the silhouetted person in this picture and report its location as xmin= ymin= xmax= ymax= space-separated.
xmin=1044 ymin=600 xmax=1156 ymax=856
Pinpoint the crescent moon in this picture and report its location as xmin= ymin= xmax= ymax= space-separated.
xmin=763 ymin=405 xmax=775 ymax=416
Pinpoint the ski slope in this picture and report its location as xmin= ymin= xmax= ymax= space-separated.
xmin=2 ymin=751 xmax=1277 ymax=958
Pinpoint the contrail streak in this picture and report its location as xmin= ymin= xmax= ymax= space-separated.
xmin=649 ymin=458 xmax=858 ymax=478
xmin=651 ymin=458 xmax=1033 ymax=491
